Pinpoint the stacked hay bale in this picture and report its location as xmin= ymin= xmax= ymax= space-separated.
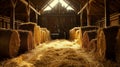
xmin=35 ymin=26 xmax=41 ymax=45
xmin=82 ymin=30 xmax=97 ymax=50
xmin=70 ymin=26 xmax=98 ymax=45
xmin=19 ymin=22 xmax=39 ymax=46
xmin=18 ymin=30 xmax=34 ymax=54
xmin=0 ymin=29 xmax=20 ymax=58
xmin=40 ymin=28 xmax=51 ymax=43
xmin=96 ymin=26 xmax=120 ymax=61
xmin=69 ymin=27 xmax=80 ymax=40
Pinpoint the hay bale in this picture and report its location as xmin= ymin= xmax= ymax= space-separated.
xmin=116 ymin=29 xmax=120 ymax=63
xmin=41 ymin=28 xmax=51 ymax=43
xmin=88 ymin=39 xmax=97 ymax=53
xmin=18 ymin=30 xmax=34 ymax=54
xmin=75 ymin=26 xmax=98 ymax=45
xmin=19 ymin=22 xmax=38 ymax=46
xmin=96 ymin=26 xmax=120 ymax=61
xmin=82 ymin=30 xmax=97 ymax=48
xmin=35 ymin=26 xmax=41 ymax=45
xmin=69 ymin=27 xmax=80 ymax=40
xmin=0 ymin=29 xmax=20 ymax=58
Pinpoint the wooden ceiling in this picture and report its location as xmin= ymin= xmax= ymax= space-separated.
xmin=0 ymin=0 xmax=120 ymax=21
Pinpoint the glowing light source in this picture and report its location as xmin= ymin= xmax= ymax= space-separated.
xmin=49 ymin=0 xmax=59 ymax=7
xmin=44 ymin=6 xmax=51 ymax=11
xmin=67 ymin=6 xmax=74 ymax=10
xmin=44 ymin=0 xmax=74 ymax=11
xmin=59 ymin=0 xmax=68 ymax=7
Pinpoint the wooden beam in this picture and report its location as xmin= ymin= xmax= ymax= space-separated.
xmin=10 ymin=0 xmax=17 ymax=29
xmin=77 ymin=0 xmax=93 ymax=14
xmin=20 ymin=0 xmax=40 ymax=15
xmin=35 ymin=13 xmax=38 ymax=24
xmin=104 ymin=0 xmax=110 ymax=27
xmin=86 ymin=0 xmax=91 ymax=26
xmin=26 ymin=0 xmax=30 ymax=22
xmin=80 ymin=12 xmax=83 ymax=26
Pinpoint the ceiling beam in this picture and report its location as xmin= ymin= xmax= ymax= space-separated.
xmin=77 ymin=0 xmax=94 ymax=14
xmin=20 ymin=0 xmax=40 ymax=15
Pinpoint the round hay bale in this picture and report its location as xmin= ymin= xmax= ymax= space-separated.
xmin=41 ymin=28 xmax=50 ymax=42
xmin=88 ymin=39 xmax=97 ymax=53
xmin=19 ymin=22 xmax=38 ymax=46
xmin=69 ymin=27 xmax=80 ymax=40
xmin=42 ymin=30 xmax=46 ymax=42
xmin=0 ymin=29 xmax=20 ymax=58
xmin=82 ymin=30 xmax=97 ymax=48
xmin=116 ymin=29 xmax=120 ymax=63
xmin=18 ymin=30 xmax=34 ymax=54
xmin=35 ymin=26 xmax=41 ymax=45
xmin=74 ymin=26 xmax=98 ymax=45
xmin=39 ymin=29 xmax=43 ymax=43
xmin=96 ymin=26 xmax=120 ymax=61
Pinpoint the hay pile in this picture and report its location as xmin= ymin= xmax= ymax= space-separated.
xmin=0 ymin=40 xmax=102 ymax=67
xmin=0 ymin=29 xmax=20 ymax=58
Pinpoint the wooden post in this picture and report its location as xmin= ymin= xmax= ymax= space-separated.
xmin=1 ymin=19 xmax=4 ymax=28
xmin=35 ymin=13 xmax=38 ymax=24
xmin=86 ymin=0 xmax=91 ymax=26
xmin=80 ymin=4 xmax=83 ymax=26
xmin=80 ymin=12 xmax=83 ymax=26
xmin=104 ymin=0 xmax=110 ymax=27
xmin=26 ymin=0 xmax=30 ymax=22
xmin=10 ymin=0 xmax=17 ymax=29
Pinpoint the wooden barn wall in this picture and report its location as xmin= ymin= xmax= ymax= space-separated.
xmin=38 ymin=3 xmax=80 ymax=39
xmin=39 ymin=12 xmax=79 ymax=38
xmin=96 ymin=13 xmax=120 ymax=27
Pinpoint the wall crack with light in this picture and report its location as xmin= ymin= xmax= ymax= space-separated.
xmin=44 ymin=0 xmax=74 ymax=11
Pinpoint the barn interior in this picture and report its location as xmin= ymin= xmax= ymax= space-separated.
xmin=0 ymin=0 xmax=120 ymax=67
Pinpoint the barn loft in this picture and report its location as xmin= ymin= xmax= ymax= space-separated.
xmin=0 ymin=0 xmax=120 ymax=67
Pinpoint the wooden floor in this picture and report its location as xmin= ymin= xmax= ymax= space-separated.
xmin=0 ymin=39 xmax=118 ymax=67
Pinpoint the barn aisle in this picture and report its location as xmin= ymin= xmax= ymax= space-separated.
xmin=0 ymin=39 xmax=103 ymax=67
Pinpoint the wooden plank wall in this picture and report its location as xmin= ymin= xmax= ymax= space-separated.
xmin=96 ymin=13 xmax=120 ymax=27
xmin=38 ymin=3 xmax=80 ymax=39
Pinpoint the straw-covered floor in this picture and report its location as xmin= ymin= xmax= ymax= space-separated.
xmin=0 ymin=40 xmax=116 ymax=67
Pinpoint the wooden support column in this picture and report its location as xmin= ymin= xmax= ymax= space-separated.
xmin=35 ymin=13 xmax=38 ymax=24
xmin=26 ymin=0 xmax=30 ymax=22
xmin=104 ymin=0 xmax=110 ymax=27
xmin=10 ymin=0 xmax=17 ymax=29
xmin=1 ymin=19 xmax=4 ymax=28
xmin=86 ymin=0 xmax=91 ymax=26
xmin=80 ymin=4 xmax=83 ymax=26
xmin=80 ymin=11 xmax=83 ymax=26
